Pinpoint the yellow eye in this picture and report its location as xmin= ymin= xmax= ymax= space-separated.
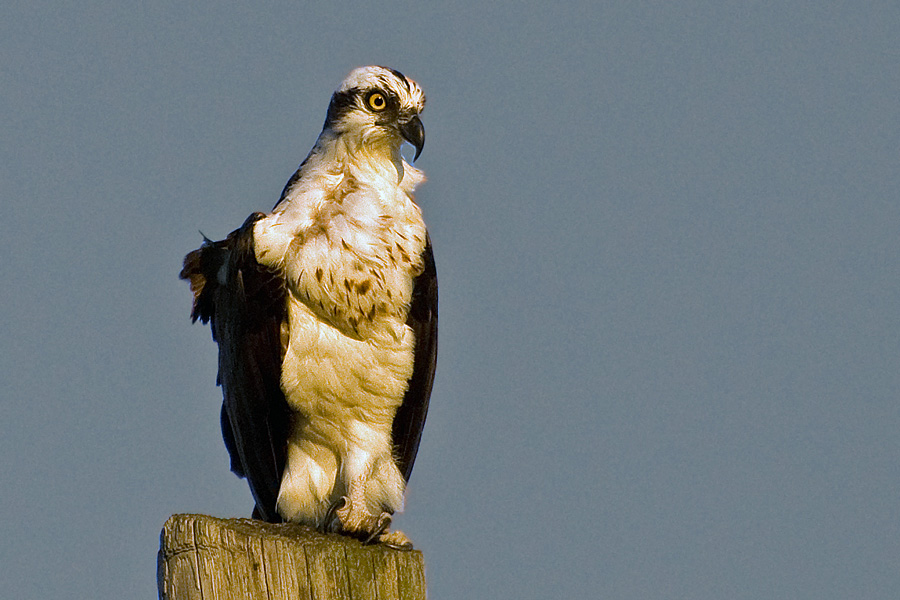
xmin=366 ymin=92 xmax=387 ymax=112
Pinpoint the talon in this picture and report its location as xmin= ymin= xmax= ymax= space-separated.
xmin=380 ymin=530 xmax=415 ymax=550
xmin=382 ymin=540 xmax=414 ymax=551
xmin=320 ymin=496 xmax=348 ymax=533
xmin=362 ymin=512 xmax=392 ymax=544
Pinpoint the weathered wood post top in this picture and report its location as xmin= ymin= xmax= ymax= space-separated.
xmin=157 ymin=514 xmax=426 ymax=600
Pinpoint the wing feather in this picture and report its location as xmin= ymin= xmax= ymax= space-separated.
xmin=392 ymin=233 xmax=438 ymax=482
xmin=180 ymin=213 xmax=289 ymax=522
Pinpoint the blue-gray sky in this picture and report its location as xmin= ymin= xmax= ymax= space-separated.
xmin=2 ymin=2 xmax=899 ymax=598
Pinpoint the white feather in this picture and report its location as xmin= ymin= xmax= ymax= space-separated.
xmin=251 ymin=67 xmax=427 ymax=530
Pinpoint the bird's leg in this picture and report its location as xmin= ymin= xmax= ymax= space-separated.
xmin=319 ymin=496 xmax=348 ymax=534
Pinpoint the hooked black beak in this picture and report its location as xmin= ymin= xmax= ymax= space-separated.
xmin=399 ymin=115 xmax=425 ymax=161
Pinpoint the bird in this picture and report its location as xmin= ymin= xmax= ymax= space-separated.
xmin=179 ymin=66 xmax=437 ymax=547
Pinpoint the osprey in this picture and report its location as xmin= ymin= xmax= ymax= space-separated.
xmin=180 ymin=66 xmax=437 ymax=547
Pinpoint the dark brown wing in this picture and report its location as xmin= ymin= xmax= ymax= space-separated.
xmin=392 ymin=232 xmax=438 ymax=482
xmin=180 ymin=212 xmax=289 ymax=522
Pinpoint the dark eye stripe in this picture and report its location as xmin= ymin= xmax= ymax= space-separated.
xmin=324 ymin=86 xmax=403 ymax=129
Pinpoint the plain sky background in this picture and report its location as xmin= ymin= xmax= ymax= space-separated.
xmin=2 ymin=2 xmax=898 ymax=598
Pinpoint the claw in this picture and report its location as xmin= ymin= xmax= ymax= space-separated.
xmin=362 ymin=512 xmax=393 ymax=545
xmin=378 ymin=527 xmax=414 ymax=550
xmin=320 ymin=496 xmax=348 ymax=533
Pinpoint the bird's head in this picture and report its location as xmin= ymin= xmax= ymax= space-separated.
xmin=323 ymin=66 xmax=426 ymax=162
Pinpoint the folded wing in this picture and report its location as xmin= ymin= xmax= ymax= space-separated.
xmin=180 ymin=213 xmax=290 ymax=522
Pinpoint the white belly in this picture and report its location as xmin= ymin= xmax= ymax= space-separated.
xmin=252 ymin=165 xmax=427 ymax=527
xmin=273 ymin=296 xmax=415 ymax=525
xmin=282 ymin=297 xmax=415 ymax=428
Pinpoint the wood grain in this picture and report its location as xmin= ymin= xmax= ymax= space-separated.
xmin=157 ymin=514 xmax=426 ymax=600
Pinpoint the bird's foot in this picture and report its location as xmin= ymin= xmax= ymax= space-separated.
xmin=362 ymin=512 xmax=392 ymax=544
xmin=361 ymin=512 xmax=414 ymax=550
xmin=330 ymin=497 xmax=413 ymax=549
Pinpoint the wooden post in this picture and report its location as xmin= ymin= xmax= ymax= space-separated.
xmin=157 ymin=514 xmax=426 ymax=600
